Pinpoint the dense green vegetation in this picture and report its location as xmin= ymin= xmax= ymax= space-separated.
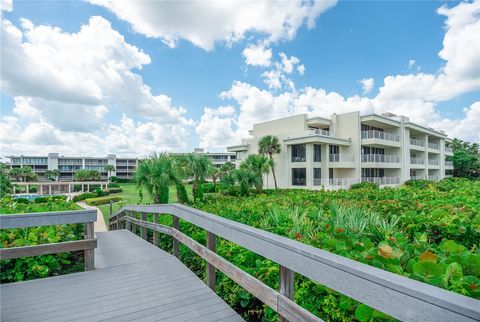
xmin=450 ymin=139 xmax=480 ymax=178
xmin=145 ymin=178 xmax=479 ymax=321
xmin=0 ymin=197 xmax=83 ymax=283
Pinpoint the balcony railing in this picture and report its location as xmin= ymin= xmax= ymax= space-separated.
xmin=428 ymin=175 xmax=439 ymax=181
xmin=445 ymin=161 xmax=454 ymax=166
xmin=362 ymin=177 xmax=400 ymax=185
xmin=327 ymin=178 xmax=361 ymax=187
xmin=410 ymin=175 xmax=427 ymax=180
xmin=445 ymin=147 xmax=453 ymax=153
xmin=428 ymin=142 xmax=439 ymax=150
xmin=308 ymin=129 xmax=332 ymax=137
xmin=428 ymin=159 xmax=439 ymax=166
xmin=361 ymin=130 xmax=400 ymax=142
xmin=361 ymin=154 xmax=400 ymax=163
xmin=410 ymin=157 xmax=425 ymax=165
xmin=329 ymin=154 xmax=355 ymax=162
xmin=409 ymin=138 xmax=424 ymax=147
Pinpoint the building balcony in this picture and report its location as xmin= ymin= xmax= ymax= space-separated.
xmin=328 ymin=154 xmax=356 ymax=168
xmin=410 ymin=157 xmax=425 ymax=165
xmin=361 ymin=130 xmax=400 ymax=147
xmin=409 ymin=138 xmax=424 ymax=147
xmin=410 ymin=175 xmax=427 ymax=180
xmin=445 ymin=147 xmax=453 ymax=155
xmin=428 ymin=175 xmax=439 ymax=181
xmin=307 ymin=128 xmax=332 ymax=137
xmin=445 ymin=161 xmax=454 ymax=169
xmin=428 ymin=159 xmax=439 ymax=166
xmin=428 ymin=142 xmax=439 ymax=151
xmin=361 ymin=154 xmax=399 ymax=163
xmin=362 ymin=176 xmax=400 ymax=185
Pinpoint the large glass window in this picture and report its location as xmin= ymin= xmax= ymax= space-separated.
xmin=313 ymin=144 xmax=321 ymax=162
xmin=361 ymin=168 xmax=384 ymax=177
xmin=292 ymin=168 xmax=306 ymax=186
xmin=291 ymin=144 xmax=306 ymax=162
xmin=313 ymin=168 xmax=321 ymax=186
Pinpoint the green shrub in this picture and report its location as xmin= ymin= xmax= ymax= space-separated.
xmin=203 ymin=182 xmax=216 ymax=193
xmin=116 ymin=178 xmax=133 ymax=183
xmin=107 ymin=188 xmax=123 ymax=194
xmin=350 ymin=182 xmax=379 ymax=190
xmin=404 ymin=179 xmax=430 ymax=189
xmin=84 ymin=196 xmax=122 ymax=206
xmin=107 ymin=182 xmax=120 ymax=188
xmin=14 ymin=198 xmax=30 ymax=204
xmin=29 ymin=187 xmax=38 ymax=193
xmin=109 ymin=176 xmax=118 ymax=182
xmin=34 ymin=195 xmax=67 ymax=203
xmin=72 ymin=192 xmax=97 ymax=202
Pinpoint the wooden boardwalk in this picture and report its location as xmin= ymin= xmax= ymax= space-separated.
xmin=0 ymin=230 xmax=243 ymax=322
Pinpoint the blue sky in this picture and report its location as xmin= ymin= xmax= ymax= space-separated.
xmin=1 ymin=0 xmax=479 ymax=156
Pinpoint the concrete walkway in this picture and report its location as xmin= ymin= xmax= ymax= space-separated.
xmin=77 ymin=202 xmax=108 ymax=232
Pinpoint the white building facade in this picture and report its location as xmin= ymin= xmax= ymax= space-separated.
xmin=7 ymin=153 xmax=138 ymax=181
xmin=228 ymin=112 xmax=454 ymax=189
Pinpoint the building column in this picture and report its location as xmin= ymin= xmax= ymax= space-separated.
xmin=87 ymin=184 xmax=90 ymax=192
xmin=69 ymin=184 xmax=72 ymax=193
xmin=424 ymin=134 xmax=429 ymax=179
xmin=320 ymin=145 xmax=328 ymax=185
xmin=49 ymin=185 xmax=51 ymax=195
xmin=305 ymin=144 xmax=313 ymax=188
xmin=26 ymin=185 xmax=29 ymax=194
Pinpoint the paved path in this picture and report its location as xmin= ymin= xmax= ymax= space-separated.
xmin=1 ymin=230 xmax=243 ymax=322
xmin=77 ymin=202 xmax=108 ymax=232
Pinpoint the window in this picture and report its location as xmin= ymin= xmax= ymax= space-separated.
xmin=361 ymin=168 xmax=384 ymax=178
xmin=329 ymin=145 xmax=339 ymax=155
xmin=291 ymin=144 xmax=306 ymax=162
xmin=313 ymin=168 xmax=321 ymax=186
xmin=313 ymin=144 xmax=321 ymax=162
xmin=292 ymin=168 xmax=306 ymax=186
xmin=361 ymin=124 xmax=384 ymax=132
xmin=361 ymin=146 xmax=384 ymax=155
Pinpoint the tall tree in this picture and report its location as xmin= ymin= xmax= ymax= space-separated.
xmin=258 ymin=135 xmax=281 ymax=189
xmin=182 ymin=154 xmax=212 ymax=202
xmin=240 ymin=154 xmax=271 ymax=193
xmin=9 ymin=168 xmax=21 ymax=182
xmin=450 ymin=139 xmax=480 ymax=178
xmin=136 ymin=153 xmax=181 ymax=204
xmin=20 ymin=166 xmax=37 ymax=182
xmin=45 ymin=169 xmax=60 ymax=181
xmin=105 ymin=165 xmax=116 ymax=180
xmin=0 ymin=163 xmax=12 ymax=198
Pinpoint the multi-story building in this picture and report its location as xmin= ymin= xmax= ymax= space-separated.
xmin=228 ymin=112 xmax=454 ymax=189
xmin=172 ymin=148 xmax=236 ymax=168
xmin=7 ymin=153 xmax=138 ymax=181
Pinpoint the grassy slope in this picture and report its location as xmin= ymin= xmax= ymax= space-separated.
xmin=98 ymin=183 xmax=192 ymax=224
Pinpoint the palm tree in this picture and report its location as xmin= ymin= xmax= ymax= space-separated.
xmin=20 ymin=166 xmax=37 ymax=182
xmin=182 ymin=154 xmax=212 ymax=202
xmin=105 ymin=165 xmax=115 ymax=180
xmin=46 ymin=169 xmax=60 ymax=181
xmin=210 ymin=167 xmax=220 ymax=187
xmin=9 ymin=168 xmax=21 ymax=182
xmin=233 ymin=169 xmax=260 ymax=196
xmin=136 ymin=153 xmax=181 ymax=204
xmin=258 ymin=135 xmax=281 ymax=189
xmin=240 ymin=154 xmax=271 ymax=193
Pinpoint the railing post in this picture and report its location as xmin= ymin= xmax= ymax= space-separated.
xmin=206 ymin=231 xmax=216 ymax=291
xmin=172 ymin=215 xmax=179 ymax=258
xmin=84 ymin=221 xmax=95 ymax=271
xmin=109 ymin=201 xmax=113 ymax=228
xmin=279 ymin=265 xmax=295 ymax=322
xmin=125 ymin=211 xmax=131 ymax=231
xmin=153 ymin=214 xmax=159 ymax=247
xmin=141 ymin=212 xmax=147 ymax=240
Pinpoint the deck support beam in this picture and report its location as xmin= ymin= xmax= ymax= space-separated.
xmin=84 ymin=221 xmax=95 ymax=271
xmin=172 ymin=215 xmax=179 ymax=258
xmin=206 ymin=232 xmax=217 ymax=291
xmin=279 ymin=266 xmax=295 ymax=322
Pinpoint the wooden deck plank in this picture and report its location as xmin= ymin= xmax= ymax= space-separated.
xmin=1 ymin=229 xmax=243 ymax=322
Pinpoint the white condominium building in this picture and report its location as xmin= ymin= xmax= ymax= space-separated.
xmin=228 ymin=111 xmax=454 ymax=189
xmin=7 ymin=153 xmax=138 ymax=181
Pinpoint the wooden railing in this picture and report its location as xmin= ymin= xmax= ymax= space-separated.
xmin=109 ymin=204 xmax=480 ymax=322
xmin=0 ymin=210 xmax=97 ymax=271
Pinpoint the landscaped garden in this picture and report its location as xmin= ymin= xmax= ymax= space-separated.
xmin=0 ymin=196 xmax=84 ymax=283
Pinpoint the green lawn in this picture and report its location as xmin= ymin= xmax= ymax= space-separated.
xmin=98 ymin=183 xmax=192 ymax=225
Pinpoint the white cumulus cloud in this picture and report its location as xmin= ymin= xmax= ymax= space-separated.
xmin=358 ymin=78 xmax=374 ymax=94
xmin=242 ymin=44 xmax=272 ymax=67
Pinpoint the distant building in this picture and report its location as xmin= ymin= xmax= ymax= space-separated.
xmin=6 ymin=148 xmax=236 ymax=182
xmin=228 ymin=111 xmax=454 ymax=189
xmin=172 ymin=148 xmax=236 ymax=168
xmin=6 ymin=153 xmax=138 ymax=181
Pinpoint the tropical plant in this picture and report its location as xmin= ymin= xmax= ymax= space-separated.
xmin=219 ymin=162 xmax=235 ymax=176
xmin=240 ymin=154 xmax=271 ymax=193
xmin=233 ymin=168 xmax=260 ymax=196
xmin=0 ymin=163 xmax=12 ymax=198
xmin=450 ymin=138 xmax=480 ymax=178
xmin=136 ymin=153 xmax=181 ymax=203
xmin=17 ymin=166 xmax=37 ymax=182
xmin=210 ymin=167 xmax=220 ymax=187
xmin=9 ymin=168 xmax=21 ymax=182
xmin=105 ymin=165 xmax=116 ymax=180
xmin=74 ymin=169 xmax=100 ymax=181
xmin=45 ymin=169 xmax=60 ymax=181
xmin=182 ymin=154 xmax=212 ymax=202
xmin=258 ymin=135 xmax=281 ymax=190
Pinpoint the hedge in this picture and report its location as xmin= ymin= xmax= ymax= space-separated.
xmin=84 ymin=196 xmax=122 ymax=206
xmin=72 ymin=192 xmax=97 ymax=202
xmin=107 ymin=188 xmax=123 ymax=194
xmin=107 ymin=182 xmax=120 ymax=188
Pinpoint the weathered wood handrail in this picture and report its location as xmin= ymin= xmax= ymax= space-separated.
xmin=1 ymin=210 xmax=97 ymax=270
xmin=109 ymin=204 xmax=480 ymax=322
